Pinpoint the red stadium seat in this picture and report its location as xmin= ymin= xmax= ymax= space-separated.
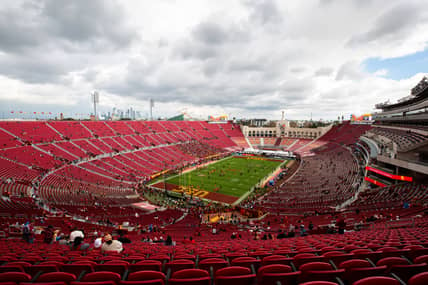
xmin=37 ymin=272 xmax=77 ymax=283
xmin=81 ymin=271 xmax=121 ymax=283
xmin=409 ymin=272 xmax=428 ymax=285
xmin=215 ymin=266 xmax=256 ymax=285
xmin=0 ymin=272 xmax=31 ymax=283
xmin=168 ymin=269 xmax=210 ymax=285
xmin=352 ymin=276 xmax=400 ymax=285
xmin=257 ymin=264 xmax=300 ymax=285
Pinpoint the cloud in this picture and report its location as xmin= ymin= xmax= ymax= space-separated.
xmin=347 ymin=1 xmax=428 ymax=47
xmin=336 ymin=61 xmax=366 ymax=81
xmin=315 ymin=67 xmax=334 ymax=77
xmin=0 ymin=0 xmax=427 ymax=121
xmin=246 ymin=0 xmax=284 ymax=25
xmin=0 ymin=0 xmax=137 ymax=84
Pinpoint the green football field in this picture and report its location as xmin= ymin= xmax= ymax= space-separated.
xmin=164 ymin=156 xmax=285 ymax=197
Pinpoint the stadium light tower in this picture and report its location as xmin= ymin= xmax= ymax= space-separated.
xmin=149 ymin=98 xmax=154 ymax=120
xmin=91 ymin=91 xmax=99 ymax=120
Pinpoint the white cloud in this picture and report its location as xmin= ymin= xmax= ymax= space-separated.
xmin=0 ymin=0 xmax=427 ymax=120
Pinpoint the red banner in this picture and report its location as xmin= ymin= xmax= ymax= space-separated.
xmin=365 ymin=176 xmax=387 ymax=187
xmin=365 ymin=166 xmax=412 ymax=182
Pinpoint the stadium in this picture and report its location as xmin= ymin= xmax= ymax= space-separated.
xmin=0 ymin=77 xmax=427 ymax=284
xmin=1 ymin=1 xmax=428 ymax=285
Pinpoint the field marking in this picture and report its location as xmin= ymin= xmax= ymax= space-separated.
xmin=149 ymin=155 xmax=288 ymax=205
xmin=147 ymin=155 xmax=234 ymax=186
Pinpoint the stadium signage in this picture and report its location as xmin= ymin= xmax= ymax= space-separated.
xmin=365 ymin=166 xmax=413 ymax=182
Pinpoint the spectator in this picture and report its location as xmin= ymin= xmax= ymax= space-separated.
xmin=94 ymin=236 xmax=102 ymax=249
xmin=165 ymin=235 xmax=173 ymax=246
xmin=22 ymin=221 xmax=33 ymax=243
xmin=300 ymin=224 xmax=307 ymax=236
xmin=69 ymin=228 xmax=84 ymax=243
xmin=288 ymin=224 xmax=295 ymax=237
xmin=337 ymin=218 xmax=346 ymax=234
xmin=308 ymin=221 xmax=314 ymax=231
xmin=101 ymin=233 xmax=123 ymax=253
xmin=42 ymin=225 xmax=54 ymax=244
xmin=118 ymin=233 xmax=131 ymax=244
xmin=71 ymin=236 xmax=90 ymax=251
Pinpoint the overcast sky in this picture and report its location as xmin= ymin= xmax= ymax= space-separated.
xmin=0 ymin=0 xmax=427 ymax=121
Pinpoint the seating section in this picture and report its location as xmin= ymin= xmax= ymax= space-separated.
xmin=0 ymin=226 xmax=427 ymax=284
xmin=0 ymin=121 xmax=242 ymax=221
xmin=1 ymin=120 xmax=428 ymax=283
xmin=368 ymin=127 xmax=427 ymax=151
xmin=257 ymin=145 xmax=360 ymax=213
xmin=0 ymin=121 xmax=62 ymax=144
xmin=348 ymin=183 xmax=428 ymax=212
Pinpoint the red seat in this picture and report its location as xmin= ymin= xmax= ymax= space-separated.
xmin=198 ymin=258 xmax=228 ymax=273
xmin=173 ymin=254 xmax=196 ymax=262
xmin=81 ymin=271 xmax=121 ymax=284
xmin=20 ymin=282 xmax=67 ymax=285
xmin=299 ymin=262 xmax=333 ymax=272
xmin=168 ymin=269 xmax=210 ymax=285
xmin=338 ymin=259 xmax=373 ymax=283
xmin=129 ymin=260 xmax=162 ymax=272
xmin=299 ymin=262 xmax=344 ymax=283
xmin=0 ymin=272 xmax=31 ymax=283
xmin=414 ymin=255 xmax=428 ymax=264
xmin=61 ymin=264 xmax=94 ymax=278
xmin=249 ymin=251 xmax=271 ymax=259
xmin=388 ymin=263 xmax=427 ymax=283
xmin=122 ymin=257 xmax=145 ymax=264
xmin=19 ymin=281 xmax=69 ymax=285
xmin=230 ymin=257 xmax=261 ymax=271
xmin=25 ymin=264 xmax=58 ymax=277
xmin=409 ymin=272 xmax=428 ymax=285
xmin=262 ymin=255 xmax=293 ymax=266
xmin=37 ymin=272 xmax=77 ymax=283
xmin=376 ymin=257 xmax=408 ymax=269
xmin=215 ymin=266 xmax=256 ymax=285
xmin=127 ymin=271 xmax=166 ymax=283
xmin=104 ymin=260 xmax=130 ymax=266
xmin=198 ymin=254 xmax=223 ymax=261
xmin=299 ymin=281 xmax=337 ymax=285
xmin=293 ymin=253 xmax=324 ymax=268
xmin=4 ymin=262 xmax=31 ymax=269
xmin=120 ymin=281 xmax=164 ymax=285
xmin=351 ymin=249 xmax=382 ymax=263
xmin=94 ymin=264 xmax=127 ymax=276
xmin=342 ymin=266 xmax=388 ymax=284
xmin=46 ymin=256 xmax=69 ymax=263
xmin=352 ymin=276 xmax=400 ymax=285
xmin=405 ymin=247 xmax=428 ymax=261
xmin=322 ymin=252 xmax=354 ymax=266
xmin=165 ymin=259 xmax=195 ymax=274
xmin=257 ymin=264 xmax=300 ymax=285
xmin=0 ymin=266 xmax=25 ymax=273
xmin=339 ymin=259 xmax=372 ymax=270
xmin=148 ymin=255 xmax=170 ymax=263
xmin=70 ymin=281 xmax=118 ymax=285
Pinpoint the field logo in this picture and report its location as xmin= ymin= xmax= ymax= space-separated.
xmin=172 ymin=185 xmax=209 ymax=198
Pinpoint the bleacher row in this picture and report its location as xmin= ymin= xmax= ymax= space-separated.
xmin=2 ymin=227 xmax=428 ymax=284
xmin=253 ymin=123 xmax=371 ymax=214
xmin=258 ymin=145 xmax=359 ymax=213
xmin=367 ymin=127 xmax=427 ymax=152
xmin=0 ymin=121 xmax=246 ymax=199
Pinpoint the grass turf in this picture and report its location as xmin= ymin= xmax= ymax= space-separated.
xmin=165 ymin=156 xmax=285 ymax=197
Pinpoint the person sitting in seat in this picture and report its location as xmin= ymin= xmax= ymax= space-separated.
xmin=101 ymin=233 xmax=123 ymax=253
